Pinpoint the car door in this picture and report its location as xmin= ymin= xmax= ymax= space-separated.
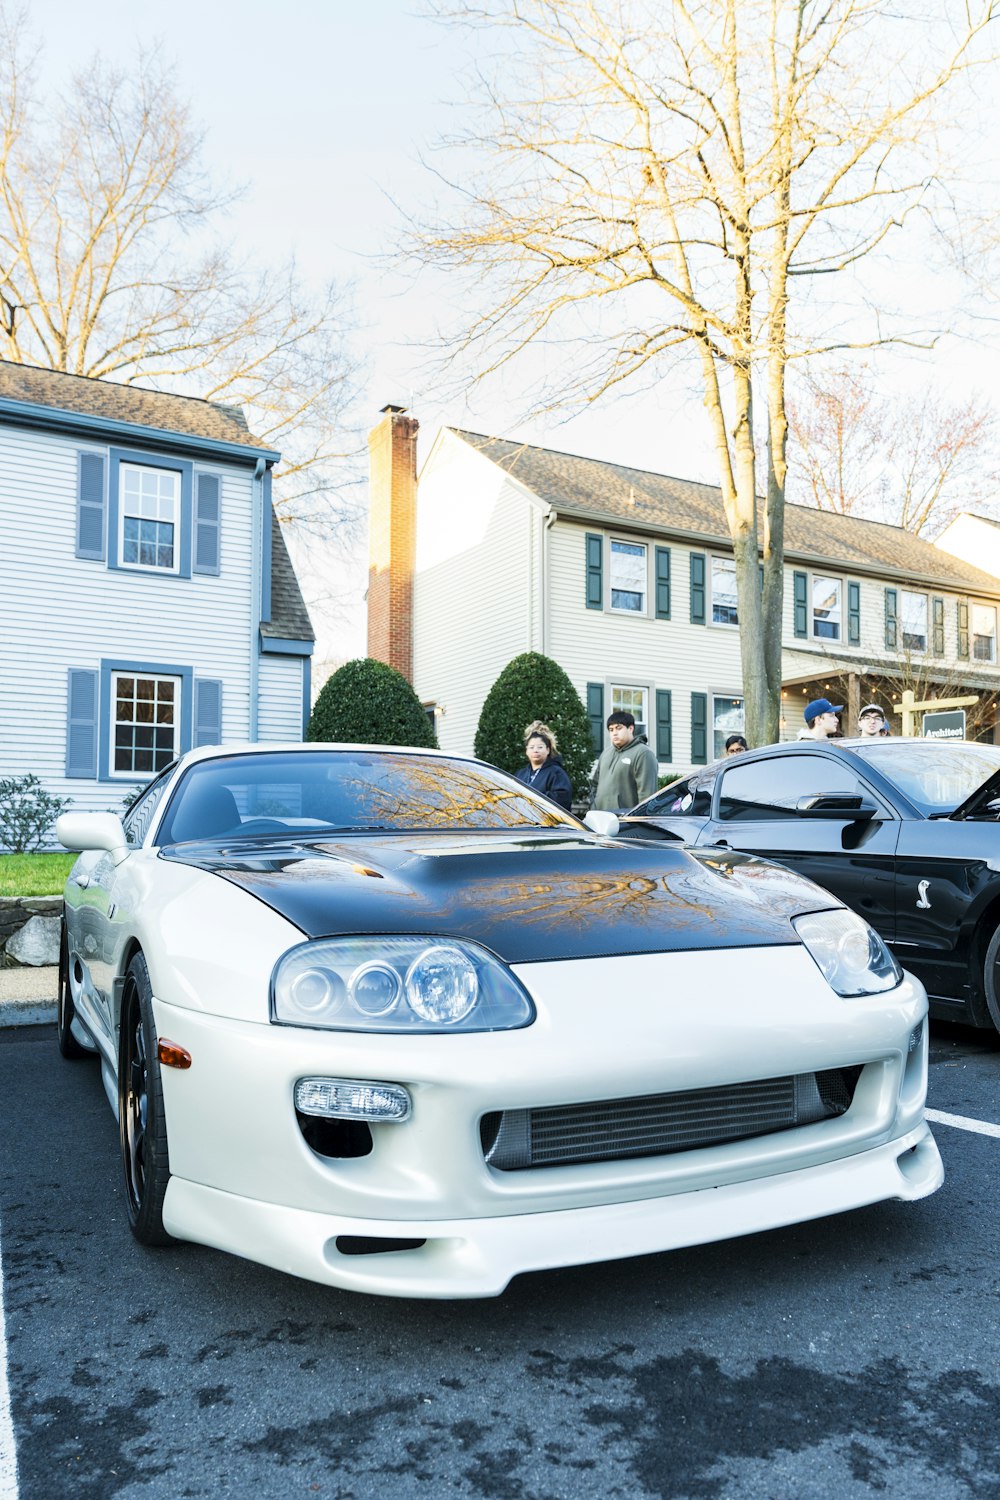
xmin=693 ymin=751 xmax=900 ymax=942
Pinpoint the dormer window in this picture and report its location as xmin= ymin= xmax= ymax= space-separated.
xmin=119 ymin=463 xmax=180 ymax=573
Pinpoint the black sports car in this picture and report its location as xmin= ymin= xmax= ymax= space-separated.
xmin=620 ymin=738 xmax=1000 ymax=1033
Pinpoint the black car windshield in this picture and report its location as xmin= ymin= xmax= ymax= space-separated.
xmin=157 ymin=750 xmax=577 ymax=843
xmin=853 ymin=741 xmax=1000 ymax=814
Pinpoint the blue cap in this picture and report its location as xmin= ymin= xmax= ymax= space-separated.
xmin=804 ymin=697 xmax=844 ymax=724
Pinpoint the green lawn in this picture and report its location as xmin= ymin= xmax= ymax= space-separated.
xmin=0 ymin=852 xmax=76 ymax=898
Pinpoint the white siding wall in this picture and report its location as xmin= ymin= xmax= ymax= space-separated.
xmin=413 ymin=434 xmax=536 ymax=755
xmin=257 ymin=657 xmax=304 ymax=741
xmin=0 ymin=424 xmax=256 ymax=813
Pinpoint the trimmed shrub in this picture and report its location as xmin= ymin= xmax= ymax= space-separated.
xmin=474 ymin=652 xmax=593 ymax=796
xmin=307 ymin=658 xmax=437 ymax=748
xmin=0 ymin=774 xmax=72 ymax=853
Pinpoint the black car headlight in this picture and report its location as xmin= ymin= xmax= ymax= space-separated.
xmin=792 ymin=909 xmax=902 ymax=997
xmin=271 ymin=937 xmax=535 ymax=1032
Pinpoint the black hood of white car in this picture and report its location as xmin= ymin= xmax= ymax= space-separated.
xmin=162 ymin=830 xmax=831 ymax=964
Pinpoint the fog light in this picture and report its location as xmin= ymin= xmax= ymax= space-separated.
xmin=294 ymin=1077 xmax=411 ymax=1122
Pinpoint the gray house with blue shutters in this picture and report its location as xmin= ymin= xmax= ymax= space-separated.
xmin=384 ymin=423 xmax=1000 ymax=766
xmin=0 ymin=360 xmax=314 ymax=818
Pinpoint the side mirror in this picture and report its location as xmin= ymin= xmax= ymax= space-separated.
xmin=584 ymin=809 xmax=620 ymax=837
xmin=56 ymin=813 xmax=129 ymax=865
xmin=794 ymin=794 xmax=877 ymax=823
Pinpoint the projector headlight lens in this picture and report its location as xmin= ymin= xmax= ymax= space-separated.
xmin=272 ymin=936 xmax=534 ymax=1032
xmin=792 ymin=908 xmax=902 ymax=997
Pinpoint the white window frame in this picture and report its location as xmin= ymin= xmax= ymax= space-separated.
xmin=811 ymin=574 xmax=843 ymax=642
xmin=608 ymin=537 xmax=649 ymax=616
xmin=610 ymin=682 xmax=650 ymax=737
xmin=118 ymin=462 xmax=181 ymax=575
xmin=110 ymin=671 xmax=181 ymax=778
xmin=710 ymin=555 xmax=739 ymax=628
xmin=972 ymin=602 xmax=997 ymax=663
xmin=900 ymin=589 xmax=928 ymax=654
xmin=712 ymin=693 xmax=745 ymax=759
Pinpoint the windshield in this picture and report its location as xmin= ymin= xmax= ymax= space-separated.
xmin=853 ymin=741 xmax=1000 ymax=814
xmin=157 ymin=750 xmax=578 ymax=843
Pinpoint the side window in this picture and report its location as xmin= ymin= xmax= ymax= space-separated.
xmin=122 ymin=769 xmax=175 ymax=846
xmin=643 ymin=771 xmax=716 ymax=817
xmin=718 ymin=756 xmax=871 ymax=823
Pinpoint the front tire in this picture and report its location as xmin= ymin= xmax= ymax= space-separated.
xmin=57 ymin=919 xmax=88 ymax=1060
xmin=982 ymin=924 xmax=1000 ymax=1034
xmin=118 ymin=952 xmax=174 ymax=1245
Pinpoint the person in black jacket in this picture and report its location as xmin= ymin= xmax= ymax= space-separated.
xmin=514 ymin=720 xmax=574 ymax=812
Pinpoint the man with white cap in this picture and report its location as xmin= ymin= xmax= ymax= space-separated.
xmin=858 ymin=703 xmax=889 ymax=737
xmin=798 ymin=697 xmax=843 ymax=741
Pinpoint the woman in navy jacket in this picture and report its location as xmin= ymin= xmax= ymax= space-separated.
xmin=514 ymin=720 xmax=574 ymax=812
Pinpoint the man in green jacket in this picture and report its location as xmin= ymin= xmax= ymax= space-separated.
xmin=590 ymin=711 xmax=659 ymax=812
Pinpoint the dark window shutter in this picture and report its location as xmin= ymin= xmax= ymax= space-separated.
xmin=586 ymin=682 xmax=604 ymax=755
xmin=75 ymin=453 xmax=106 ymax=560
xmin=654 ymin=547 xmax=671 ymax=619
xmin=691 ymin=692 xmax=708 ymax=764
xmin=585 ymin=533 xmax=603 ymax=609
xmin=66 ymin=669 xmax=99 ymax=778
xmin=884 ymin=588 xmax=898 ymax=650
xmin=193 ymin=473 xmax=221 ymax=575
xmin=194 ymin=679 xmax=223 ymax=747
xmin=655 ymin=690 xmax=672 ymax=761
xmin=690 ymin=553 xmax=706 ymax=624
xmin=957 ymin=600 xmax=969 ymax=659
xmin=847 ymin=581 xmax=861 ymax=647
xmin=793 ymin=571 xmax=809 ymax=638
xmin=932 ymin=596 xmax=945 ymax=656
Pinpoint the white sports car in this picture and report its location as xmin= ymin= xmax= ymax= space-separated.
xmin=57 ymin=743 xmax=942 ymax=1299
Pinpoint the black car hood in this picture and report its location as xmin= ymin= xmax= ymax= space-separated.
xmin=949 ymin=767 xmax=1000 ymax=821
xmin=161 ymin=829 xmax=830 ymax=963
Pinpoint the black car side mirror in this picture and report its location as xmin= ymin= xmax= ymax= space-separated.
xmin=794 ymin=793 xmax=877 ymax=823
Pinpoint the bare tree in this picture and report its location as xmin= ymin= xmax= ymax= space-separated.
xmin=414 ymin=0 xmax=996 ymax=743
xmin=788 ymin=366 xmax=998 ymax=536
xmin=0 ymin=9 xmax=361 ymax=532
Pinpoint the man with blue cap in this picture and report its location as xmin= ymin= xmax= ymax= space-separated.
xmin=799 ymin=697 xmax=843 ymax=741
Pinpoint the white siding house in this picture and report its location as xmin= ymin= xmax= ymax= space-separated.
xmin=0 ymin=361 xmax=314 ymax=817
xmin=383 ymin=424 xmax=1000 ymax=765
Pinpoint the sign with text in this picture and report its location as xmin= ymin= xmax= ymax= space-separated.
xmin=922 ymin=710 xmax=966 ymax=740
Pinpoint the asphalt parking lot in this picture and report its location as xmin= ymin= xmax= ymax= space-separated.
xmin=1 ymin=1019 xmax=999 ymax=1500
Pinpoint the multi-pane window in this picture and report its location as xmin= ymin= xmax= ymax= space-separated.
xmin=120 ymin=464 xmax=179 ymax=572
xmin=712 ymin=695 xmax=744 ymax=759
xmin=711 ymin=557 xmax=738 ymax=625
xmin=812 ymin=576 xmax=842 ymax=640
xmin=972 ymin=604 xmax=997 ymax=662
xmin=112 ymin=674 xmax=179 ymax=775
xmin=610 ymin=540 xmax=646 ymax=612
xmin=900 ymin=590 xmax=927 ymax=653
xmin=611 ymin=683 xmax=648 ymax=733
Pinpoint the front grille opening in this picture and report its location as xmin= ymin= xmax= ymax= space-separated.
xmin=335 ymin=1236 xmax=426 ymax=1257
xmin=482 ymin=1066 xmax=864 ymax=1172
xmin=296 ymin=1111 xmax=373 ymax=1159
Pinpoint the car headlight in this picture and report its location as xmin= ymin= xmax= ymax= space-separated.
xmin=792 ymin=909 xmax=902 ymax=997
xmin=271 ymin=936 xmax=535 ymax=1032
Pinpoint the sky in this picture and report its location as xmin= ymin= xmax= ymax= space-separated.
xmin=34 ymin=0 xmax=1000 ymax=669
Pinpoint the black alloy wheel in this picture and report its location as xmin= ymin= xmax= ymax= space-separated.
xmin=57 ymin=917 xmax=88 ymax=1060
xmin=118 ymin=952 xmax=174 ymax=1245
xmin=983 ymin=925 xmax=1000 ymax=1035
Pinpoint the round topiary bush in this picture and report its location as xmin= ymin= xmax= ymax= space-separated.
xmin=474 ymin=652 xmax=593 ymax=797
xmin=307 ymin=658 xmax=437 ymax=748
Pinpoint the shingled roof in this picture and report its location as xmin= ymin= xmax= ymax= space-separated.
xmin=451 ymin=429 xmax=1000 ymax=599
xmin=0 ymin=360 xmax=274 ymax=454
xmin=262 ymin=509 xmax=314 ymax=643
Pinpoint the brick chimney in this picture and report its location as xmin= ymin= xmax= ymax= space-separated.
xmin=367 ymin=403 xmax=419 ymax=681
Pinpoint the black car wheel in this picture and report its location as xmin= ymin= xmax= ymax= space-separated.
xmin=983 ymin=924 xmax=1000 ymax=1034
xmin=118 ymin=952 xmax=174 ymax=1245
xmin=57 ymin=918 xmax=89 ymax=1060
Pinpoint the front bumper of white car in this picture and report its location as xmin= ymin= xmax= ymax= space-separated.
xmin=153 ymin=944 xmax=942 ymax=1298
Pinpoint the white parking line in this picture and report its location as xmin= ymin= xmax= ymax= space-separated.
xmin=0 ymin=1213 xmax=18 ymax=1500
xmin=926 ymin=1107 xmax=1000 ymax=1139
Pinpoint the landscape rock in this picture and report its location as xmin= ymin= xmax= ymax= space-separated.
xmin=6 ymin=915 xmax=61 ymax=966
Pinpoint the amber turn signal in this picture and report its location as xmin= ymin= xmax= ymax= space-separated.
xmin=157 ymin=1038 xmax=192 ymax=1069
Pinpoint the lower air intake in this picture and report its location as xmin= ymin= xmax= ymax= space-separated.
xmin=481 ymin=1067 xmax=862 ymax=1171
